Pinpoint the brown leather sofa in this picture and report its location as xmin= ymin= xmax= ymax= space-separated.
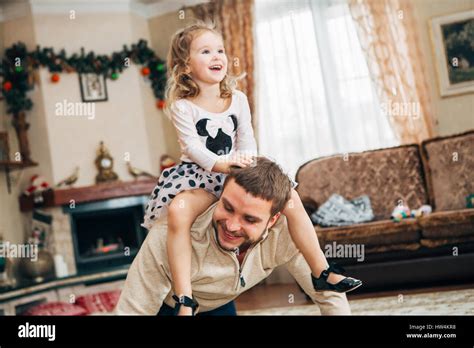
xmin=296 ymin=130 xmax=474 ymax=291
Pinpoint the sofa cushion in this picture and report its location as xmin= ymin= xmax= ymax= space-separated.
xmin=296 ymin=145 xmax=429 ymax=220
xmin=421 ymin=130 xmax=474 ymax=211
xmin=316 ymin=218 xmax=421 ymax=251
xmin=23 ymin=302 xmax=88 ymax=316
xmin=418 ymin=209 xmax=474 ymax=239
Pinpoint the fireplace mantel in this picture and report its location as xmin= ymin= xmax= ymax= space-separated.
xmin=19 ymin=179 xmax=156 ymax=212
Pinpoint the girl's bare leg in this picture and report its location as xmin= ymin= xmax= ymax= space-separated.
xmin=167 ymin=189 xmax=218 ymax=315
xmin=282 ymin=189 xmax=345 ymax=284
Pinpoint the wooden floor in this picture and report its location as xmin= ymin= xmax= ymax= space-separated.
xmin=234 ymin=282 xmax=474 ymax=311
xmin=235 ymin=284 xmax=310 ymax=311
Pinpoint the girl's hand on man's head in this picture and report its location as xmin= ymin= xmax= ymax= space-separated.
xmin=213 ymin=153 xmax=255 ymax=174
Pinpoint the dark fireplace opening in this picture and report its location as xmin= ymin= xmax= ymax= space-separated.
xmin=65 ymin=196 xmax=148 ymax=273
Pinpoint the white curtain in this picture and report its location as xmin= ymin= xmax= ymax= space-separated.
xmin=254 ymin=0 xmax=398 ymax=178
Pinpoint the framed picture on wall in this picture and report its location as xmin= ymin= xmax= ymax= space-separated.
xmin=0 ymin=132 xmax=10 ymax=162
xmin=79 ymin=73 xmax=108 ymax=102
xmin=430 ymin=10 xmax=474 ymax=97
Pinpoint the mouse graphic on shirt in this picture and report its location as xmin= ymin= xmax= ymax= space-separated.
xmin=196 ymin=115 xmax=238 ymax=155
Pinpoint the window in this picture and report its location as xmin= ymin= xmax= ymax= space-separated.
xmin=255 ymin=0 xmax=398 ymax=177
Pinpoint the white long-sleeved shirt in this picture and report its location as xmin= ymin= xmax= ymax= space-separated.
xmin=171 ymin=89 xmax=258 ymax=172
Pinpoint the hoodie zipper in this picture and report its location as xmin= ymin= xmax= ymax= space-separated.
xmin=232 ymin=247 xmax=249 ymax=290
xmin=231 ymin=232 xmax=268 ymax=291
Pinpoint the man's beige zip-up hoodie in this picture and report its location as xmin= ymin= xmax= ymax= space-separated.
xmin=116 ymin=203 xmax=351 ymax=315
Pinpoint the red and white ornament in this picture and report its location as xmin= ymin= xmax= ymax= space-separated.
xmin=24 ymin=174 xmax=50 ymax=196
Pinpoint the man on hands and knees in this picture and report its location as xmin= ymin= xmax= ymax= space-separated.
xmin=116 ymin=157 xmax=351 ymax=315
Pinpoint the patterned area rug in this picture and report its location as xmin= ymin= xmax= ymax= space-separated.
xmin=237 ymin=288 xmax=474 ymax=315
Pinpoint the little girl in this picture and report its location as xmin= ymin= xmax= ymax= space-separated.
xmin=142 ymin=22 xmax=361 ymax=315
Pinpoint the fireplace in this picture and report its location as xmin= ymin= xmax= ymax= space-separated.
xmin=64 ymin=196 xmax=148 ymax=273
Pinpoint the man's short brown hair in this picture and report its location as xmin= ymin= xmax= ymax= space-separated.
xmin=223 ymin=157 xmax=292 ymax=216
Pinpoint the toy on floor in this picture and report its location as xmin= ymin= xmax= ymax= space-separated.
xmin=391 ymin=204 xmax=432 ymax=222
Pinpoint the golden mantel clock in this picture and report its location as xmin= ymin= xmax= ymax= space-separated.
xmin=95 ymin=141 xmax=119 ymax=184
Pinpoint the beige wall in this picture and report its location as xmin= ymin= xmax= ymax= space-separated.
xmin=0 ymin=11 xmax=42 ymax=247
xmin=33 ymin=13 xmax=167 ymax=185
xmin=0 ymin=5 xmax=206 ymax=277
xmin=0 ymin=20 xmax=6 ymax=244
xmin=147 ymin=8 xmax=197 ymax=160
xmin=413 ymin=0 xmax=474 ymax=136
xmin=130 ymin=13 xmax=171 ymax=172
xmin=0 ymin=11 xmax=175 ymax=246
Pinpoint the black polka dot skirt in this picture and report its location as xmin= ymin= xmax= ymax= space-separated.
xmin=142 ymin=162 xmax=226 ymax=230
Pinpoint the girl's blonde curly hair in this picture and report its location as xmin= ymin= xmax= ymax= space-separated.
xmin=164 ymin=21 xmax=241 ymax=115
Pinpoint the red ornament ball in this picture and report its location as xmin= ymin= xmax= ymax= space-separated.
xmin=51 ymin=74 xmax=60 ymax=83
xmin=3 ymin=81 xmax=12 ymax=91
xmin=141 ymin=67 xmax=151 ymax=76
xmin=156 ymin=99 xmax=166 ymax=109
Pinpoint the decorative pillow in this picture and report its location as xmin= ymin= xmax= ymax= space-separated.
xmin=23 ymin=302 xmax=88 ymax=316
xmin=75 ymin=290 xmax=121 ymax=314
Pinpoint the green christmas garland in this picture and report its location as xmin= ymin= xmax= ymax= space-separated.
xmin=0 ymin=40 xmax=167 ymax=114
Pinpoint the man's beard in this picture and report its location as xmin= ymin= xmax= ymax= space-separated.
xmin=214 ymin=220 xmax=267 ymax=252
